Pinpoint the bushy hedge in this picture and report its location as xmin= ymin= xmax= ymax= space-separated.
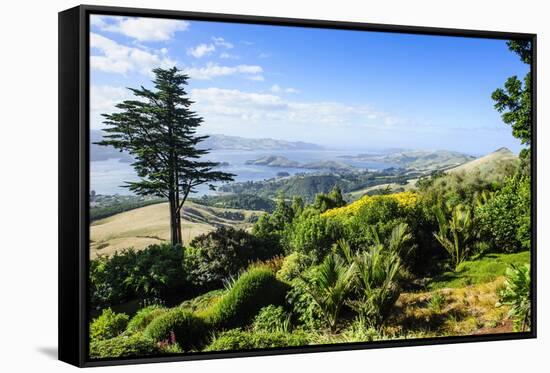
xmin=143 ymin=308 xmax=208 ymax=351
xmin=476 ymin=175 xmax=531 ymax=253
xmin=285 ymin=210 xmax=343 ymax=262
xmin=90 ymin=308 xmax=129 ymax=342
xmin=276 ymin=252 xmax=312 ymax=282
xmin=89 ymin=333 xmax=160 ymax=359
xmin=253 ymin=305 xmax=290 ymax=332
xmin=90 ymin=244 xmax=186 ymax=309
xmin=184 ymin=227 xmax=279 ymax=288
xmin=125 ymin=305 xmax=167 ymax=334
xmin=203 ymin=267 xmax=289 ymax=329
xmin=205 ymin=329 xmax=310 ymax=351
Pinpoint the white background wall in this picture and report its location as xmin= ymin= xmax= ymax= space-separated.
xmin=0 ymin=0 xmax=547 ymax=371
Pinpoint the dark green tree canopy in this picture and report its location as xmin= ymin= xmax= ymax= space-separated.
xmin=491 ymin=40 xmax=532 ymax=147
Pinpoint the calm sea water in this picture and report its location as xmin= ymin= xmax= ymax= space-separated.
xmin=90 ymin=149 xmax=393 ymax=196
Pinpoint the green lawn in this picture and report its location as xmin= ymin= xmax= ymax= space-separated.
xmin=427 ymin=251 xmax=530 ymax=290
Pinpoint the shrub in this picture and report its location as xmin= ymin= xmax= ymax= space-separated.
xmin=205 ymin=329 xmax=310 ymax=351
xmin=126 ymin=305 xmax=167 ymax=334
xmin=185 ymin=227 xmax=279 ymax=288
xmin=286 ymin=210 xmax=343 ymax=262
xmin=497 ymin=264 xmax=531 ymax=331
xmin=204 ymin=267 xmax=289 ymax=329
xmin=286 ymin=276 xmax=324 ymax=330
xmin=179 ymin=289 xmax=226 ymax=313
xmin=90 ymin=308 xmax=129 ymax=342
xmin=476 ymin=175 xmax=531 ymax=253
xmin=90 ymin=244 xmax=186 ymax=309
xmin=253 ymin=305 xmax=291 ymax=333
xmin=143 ymin=308 xmax=208 ymax=351
xmin=276 ymin=252 xmax=312 ymax=282
xmin=89 ymin=333 xmax=160 ymax=359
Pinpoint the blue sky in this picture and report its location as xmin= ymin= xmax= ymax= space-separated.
xmin=90 ymin=15 xmax=530 ymax=155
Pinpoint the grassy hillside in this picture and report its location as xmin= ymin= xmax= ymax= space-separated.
xmin=447 ymin=147 xmax=518 ymax=179
xmin=90 ymin=201 xmax=264 ymax=258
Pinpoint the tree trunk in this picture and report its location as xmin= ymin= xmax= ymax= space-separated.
xmin=168 ymin=194 xmax=179 ymax=246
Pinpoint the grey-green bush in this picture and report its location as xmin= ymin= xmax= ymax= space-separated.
xmin=89 ymin=333 xmax=160 ymax=359
xmin=143 ymin=308 xmax=207 ymax=351
xmin=90 ymin=308 xmax=129 ymax=342
xmin=205 ymin=329 xmax=310 ymax=351
xmin=126 ymin=305 xmax=167 ymax=334
xmin=204 ymin=267 xmax=289 ymax=329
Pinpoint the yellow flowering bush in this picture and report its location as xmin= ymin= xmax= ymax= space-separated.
xmin=321 ymin=191 xmax=418 ymax=219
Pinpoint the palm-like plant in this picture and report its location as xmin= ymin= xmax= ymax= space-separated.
xmin=497 ymin=264 xmax=531 ymax=332
xmin=337 ymin=223 xmax=410 ymax=329
xmin=303 ymin=253 xmax=356 ymax=331
xmin=433 ymin=204 xmax=476 ymax=271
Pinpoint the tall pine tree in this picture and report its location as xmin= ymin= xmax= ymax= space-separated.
xmin=97 ymin=67 xmax=234 ymax=245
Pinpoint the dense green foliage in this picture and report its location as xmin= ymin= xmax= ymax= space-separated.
xmin=143 ymin=308 xmax=208 ymax=350
xmin=476 ymin=175 xmax=531 ymax=253
xmin=204 ymin=267 xmax=289 ymax=329
xmin=491 ymin=40 xmax=532 ymax=147
xmin=276 ymin=252 xmax=312 ymax=282
xmin=184 ymin=227 xmax=279 ymax=288
xmin=90 ymin=244 xmax=186 ymax=309
xmin=252 ymin=305 xmax=291 ymax=333
xmin=126 ymin=305 xmax=167 ymax=334
xmin=220 ymin=170 xmax=409 ymax=201
xmin=497 ymin=264 xmax=531 ymax=331
xmin=193 ymin=194 xmax=276 ymax=212
xmin=205 ymin=329 xmax=310 ymax=351
xmin=90 ymin=308 xmax=129 ymax=342
xmin=285 ymin=210 xmax=343 ymax=262
xmin=90 ymin=333 xmax=161 ymax=359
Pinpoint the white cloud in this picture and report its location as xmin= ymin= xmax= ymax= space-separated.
xmin=92 ymin=15 xmax=189 ymax=42
xmin=258 ymin=53 xmax=270 ymax=59
xmin=190 ymin=87 xmax=403 ymax=128
xmin=90 ymin=33 xmax=176 ymax=75
xmin=90 ymin=85 xmax=136 ymax=129
xmin=212 ymin=37 xmax=234 ymax=49
xmin=247 ymin=75 xmax=265 ymax=81
xmin=183 ymin=63 xmax=263 ymax=80
xmin=270 ymin=84 xmax=298 ymax=93
xmin=187 ymin=43 xmax=216 ymax=58
xmin=220 ymin=52 xmax=239 ymax=59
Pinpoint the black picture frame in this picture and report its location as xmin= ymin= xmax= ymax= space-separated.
xmin=59 ymin=4 xmax=537 ymax=367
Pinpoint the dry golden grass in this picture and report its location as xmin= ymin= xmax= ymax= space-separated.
xmin=90 ymin=201 xmax=263 ymax=258
xmin=385 ymin=277 xmax=510 ymax=337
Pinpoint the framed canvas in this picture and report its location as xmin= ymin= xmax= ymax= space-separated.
xmin=58 ymin=5 xmax=537 ymax=367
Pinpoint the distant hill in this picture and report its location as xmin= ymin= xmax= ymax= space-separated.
xmin=200 ymin=134 xmax=323 ymax=151
xmin=90 ymin=131 xmax=323 ymax=162
xmin=341 ymin=149 xmax=475 ymax=171
xmin=245 ymin=155 xmax=301 ymax=167
xmin=245 ymin=155 xmax=354 ymax=171
xmin=90 ymin=130 xmax=133 ymax=163
xmin=447 ymin=147 xmax=518 ymax=178
xmin=302 ymin=160 xmax=354 ymax=172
